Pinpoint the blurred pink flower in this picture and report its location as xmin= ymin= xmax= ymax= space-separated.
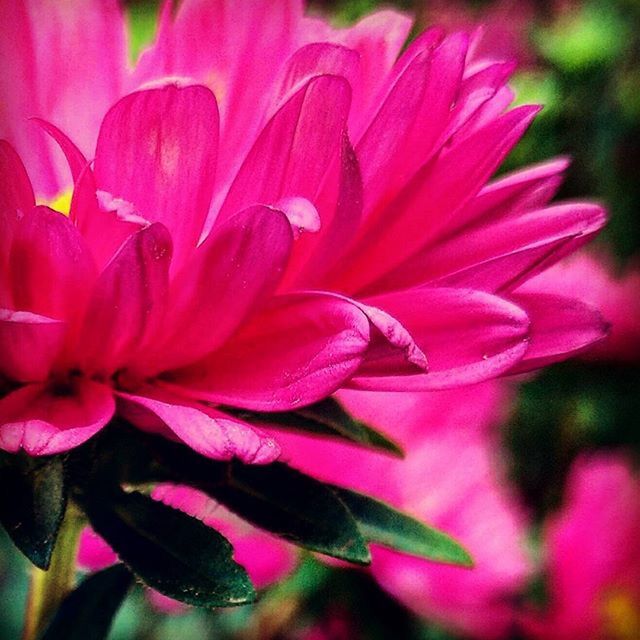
xmin=1 ymin=1 xmax=608 ymax=456
xmin=274 ymin=382 xmax=532 ymax=639
xmin=422 ymin=0 xmax=537 ymax=68
xmin=521 ymin=252 xmax=640 ymax=362
xmin=523 ymin=453 xmax=640 ymax=640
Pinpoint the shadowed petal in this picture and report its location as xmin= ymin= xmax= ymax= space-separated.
xmin=0 ymin=310 xmax=66 ymax=382
xmin=77 ymin=223 xmax=172 ymax=375
xmin=9 ymin=205 xmax=97 ymax=321
xmin=0 ymin=380 xmax=114 ymax=455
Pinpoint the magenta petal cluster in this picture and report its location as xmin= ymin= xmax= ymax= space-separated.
xmin=1 ymin=0 xmax=608 ymax=457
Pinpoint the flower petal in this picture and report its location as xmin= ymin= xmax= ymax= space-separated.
xmin=340 ymin=105 xmax=540 ymax=295
xmin=146 ymin=205 xmax=293 ymax=374
xmin=218 ymin=75 xmax=351 ymax=224
xmin=117 ymin=388 xmax=280 ymax=464
xmin=94 ymin=84 xmax=218 ymax=271
xmin=0 ymin=140 xmax=34 ymax=213
xmin=507 ymin=292 xmax=609 ymax=372
xmin=77 ymin=223 xmax=172 ymax=376
xmin=169 ymin=292 xmax=371 ymax=411
xmin=383 ymin=203 xmax=607 ymax=293
xmin=351 ymin=288 xmax=530 ymax=390
xmin=0 ymin=0 xmax=125 ymax=195
xmin=9 ymin=205 xmax=97 ymax=321
xmin=0 ymin=309 xmax=66 ymax=382
xmin=0 ymin=380 xmax=114 ymax=455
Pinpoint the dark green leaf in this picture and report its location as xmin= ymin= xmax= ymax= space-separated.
xmin=89 ymin=424 xmax=371 ymax=565
xmin=0 ymin=452 xmax=67 ymax=569
xmin=80 ymin=488 xmax=255 ymax=608
xmin=209 ymin=462 xmax=371 ymax=565
xmin=332 ymin=487 xmax=473 ymax=567
xmin=227 ymin=398 xmax=404 ymax=458
xmin=40 ymin=564 xmax=133 ymax=640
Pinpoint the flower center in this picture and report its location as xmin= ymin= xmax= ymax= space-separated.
xmin=601 ymin=588 xmax=640 ymax=640
xmin=48 ymin=189 xmax=73 ymax=216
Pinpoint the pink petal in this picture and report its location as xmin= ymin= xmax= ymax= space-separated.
xmin=146 ymin=205 xmax=293 ymax=374
xmin=507 ymin=293 xmax=609 ymax=373
xmin=77 ymin=223 xmax=172 ymax=376
xmin=31 ymin=118 xmax=88 ymax=184
xmin=350 ymin=288 xmax=530 ymax=390
xmin=77 ymin=528 xmax=118 ymax=571
xmin=0 ymin=140 xmax=34 ymax=213
xmin=450 ymin=157 xmax=571 ymax=235
xmin=218 ymin=75 xmax=351 ymax=224
xmin=133 ymin=0 xmax=302 ymax=196
xmin=0 ymin=141 xmax=35 ymax=308
xmin=117 ymin=388 xmax=280 ymax=464
xmin=169 ymin=292 xmax=371 ymax=411
xmin=0 ymin=0 xmax=125 ymax=196
xmin=0 ymin=309 xmax=66 ymax=382
xmin=356 ymin=32 xmax=468 ymax=212
xmin=0 ymin=380 xmax=114 ymax=455
xmin=351 ymin=301 xmax=428 ymax=377
xmin=340 ymin=105 xmax=541 ymax=295
xmin=275 ymin=42 xmax=360 ymax=105
xmin=284 ymin=132 xmax=363 ymax=289
xmin=69 ymin=166 xmax=148 ymax=271
xmin=9 ymin=205 xmax=97 ymax=321
xmin=387 ymin=203 xmax=607 ymax=293
xmin=94 ymin=84 xmax=218 ymax=271
xmin=324 ymin=10 xmax=413 ymax=123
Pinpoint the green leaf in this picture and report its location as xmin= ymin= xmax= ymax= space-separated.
xmin=79 ymin=488 xmax=256 ymax=608
xmin=89 ymin=425 xmax=371 ymax=565
xmin=40 ymin=564 xmax=133 ymax=640
xmin=0 ymin=452 xmax=67 ymax=569
xmin=227 ymin=398 xmax=404 ymax=458
xmin=210 ymin=462 xmax=371 ymax=565
xmin=332 ymin=487 xmax=474 ymax=567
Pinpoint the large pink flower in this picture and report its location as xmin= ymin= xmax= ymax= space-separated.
xmin=523 ymin=453 xmax=640 ymax=640
xmin=274 ymin=382 xmax=532 ymax=639
xmin=0 ymin=86 xmax=379 ymax=458
xmin=128 ymin=1 xmax=608 ymax=392
xmin=1 ymin=1 xmax=608 ymax=455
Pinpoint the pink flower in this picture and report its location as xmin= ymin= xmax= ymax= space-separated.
xmin=421 ymin=0 xmax=538 ymax=68
xmin=1 ymin=2 xmax=608 ymax=455
xmin=523 ymin=453 xmax=640 ymax=640
xmin=520 ymin=251 xmax=640 ymax=362
xmin=0 ymin=86 xmax=376 ymax=458
xmin=274 ymin=382 xmax=532 ymax=639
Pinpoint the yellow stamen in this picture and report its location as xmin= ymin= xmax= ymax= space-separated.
xmin=48 ymin=190 xmax=73 ymax=217
xmin=601 ymin=588 xmax=640 ymax=640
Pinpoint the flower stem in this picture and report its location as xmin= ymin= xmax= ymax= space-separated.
xmin=22 ymin=501 xmax=85 ymax=640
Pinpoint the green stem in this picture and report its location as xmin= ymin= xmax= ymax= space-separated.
xmin=22 ymin=501 xmax=85 ymax=640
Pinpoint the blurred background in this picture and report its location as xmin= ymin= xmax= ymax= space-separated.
xmin=1 ymin=1 xmax=639 ymax=638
